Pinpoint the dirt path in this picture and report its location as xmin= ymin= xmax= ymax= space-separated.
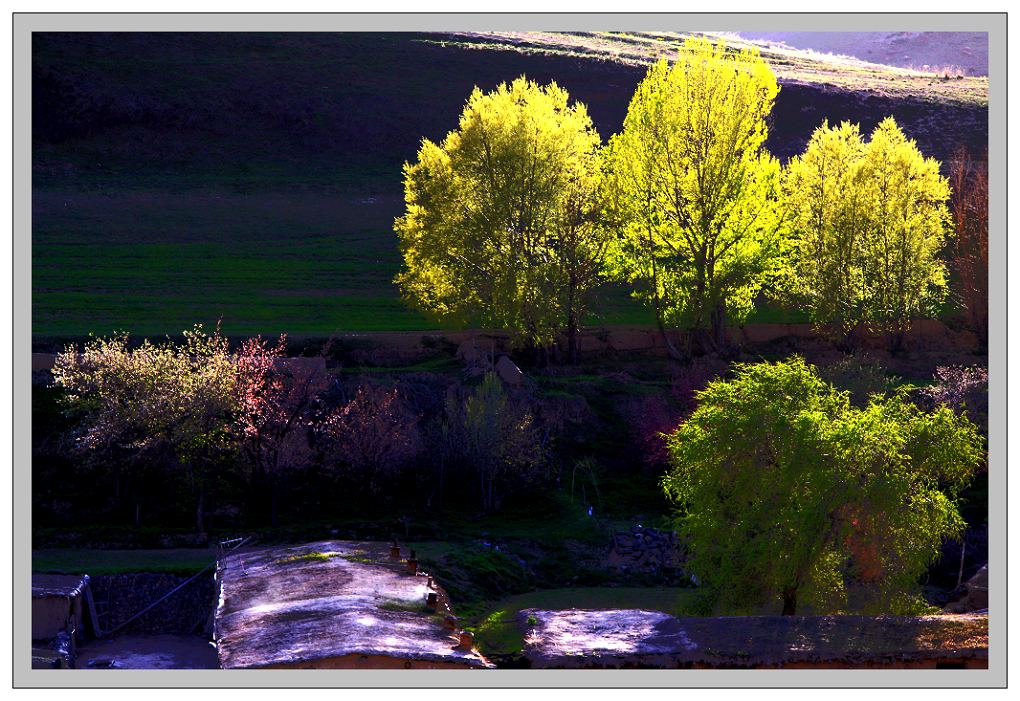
xmin=76 ymin=634 xmax=219 ymax=669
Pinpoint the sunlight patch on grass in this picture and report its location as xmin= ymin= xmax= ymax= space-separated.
xmin=429 ymin=31 xmax=988 ymax=107
xmin=276 ymin=551 xmax=342 ymax=565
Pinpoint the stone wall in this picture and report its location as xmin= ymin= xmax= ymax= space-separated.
xmin=29 ymin=318 xmax=977 ymax=384
xmin=520 ymin=609 xmax=989 ymax=669
xmin=89 ymin=573 xmax=215 ymax=636
xmin=606 ymin=526 xmax=688 ymax=583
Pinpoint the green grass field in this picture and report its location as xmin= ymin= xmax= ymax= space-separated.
xmin=32 ymin=185 xmax=815 ymax=341
xmin=33 ymin=189 xmax=431 ymax=338
xmin=30 ymin=185 xmax=662 ymax=340
xmin=32 ymin=548 xmax=217 ymax=577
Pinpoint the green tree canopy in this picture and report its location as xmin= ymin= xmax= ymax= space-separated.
xmin=603 ymin=38 xmax=786 ymax=356
xmin=662 ymin=357 xmax=983 ymax=616
xmin=784 ymin=117 xmax=952 ymax=347
xmin=394 ymin=77 xmax=607 ymax=353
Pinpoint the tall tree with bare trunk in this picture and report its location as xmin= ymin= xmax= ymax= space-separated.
xmin=949 ymin=146 xmax=989 ymax=347
xmin=603 ymin=38 xmax=787 ymax=358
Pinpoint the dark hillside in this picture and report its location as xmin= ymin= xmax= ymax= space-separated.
xmin=34 ymin=32 xmax=986 ymax=187
xmin=33 ymin=33 xmax=640 ymax=189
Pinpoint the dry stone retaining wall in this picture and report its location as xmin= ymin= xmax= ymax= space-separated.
xmin=89 ymin=573 xmax=215 ymax=636
xmin=607 ymin=526 xmax=688 ymax=582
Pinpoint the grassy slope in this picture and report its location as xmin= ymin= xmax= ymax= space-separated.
xmin=448 ymin=31 xmax=988 ymax=107
xmin=32 ymin=33 xmax=650 ymax=341
xmin=32 ymin=32 xmax=984 ymax=342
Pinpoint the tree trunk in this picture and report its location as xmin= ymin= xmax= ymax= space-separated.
xmin=655 ymin=314 xmax=686 ymax=362
xmin=836 ymin=321 xmax=862 ymax=354
xmin=566 ymin=274 xmax=579 ymax=365
xmin=710 ymin=301 xmax=727 ymax=352
xmin=195 ymin=489 xmax=206 ymax=535
xmin=647 ymin=215 xmax=684 ymax=362
xmin=566 ymin=316 xmax=579 ymax=365
xmin=437 ymin=456 xmax=446 ymax=513
xmin=481 ymin=469 xmax=497 ymax=515
xmin=781 ymin=586 xmax=798 ymax=616
xmin=888 ymin=328 xmax=906 ymax=354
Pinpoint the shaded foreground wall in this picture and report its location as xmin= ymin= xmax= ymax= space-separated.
xmin=264 ymin=655 xmax=483 ymax=670
xmin=519 ymin=609 xmax=989 ymax=670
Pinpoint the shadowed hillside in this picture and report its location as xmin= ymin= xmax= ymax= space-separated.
xmin=34 ymin=32 xmax=987 ymax=185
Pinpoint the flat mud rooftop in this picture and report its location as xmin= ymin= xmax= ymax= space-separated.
xmin=32 ymin=574 xmax=99 ymax=642
xmin=519 ymin=609 xmax=989 ymax=669
xmin=214 ymin=540 xmax=491 ymax=669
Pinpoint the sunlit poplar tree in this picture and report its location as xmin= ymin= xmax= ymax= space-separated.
xmin=604 ymin=38 xmax=786 ymax=357
xmin=395 ymin=77 xmax=607 ymax=357
xmin=785 ymin=117 xmax=951 ymax=348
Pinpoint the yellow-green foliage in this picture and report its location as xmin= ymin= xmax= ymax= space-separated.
xmin=277 ymin=551 xmax=340 ymax=565
xmin=603 ymin=38 xmax=787 ymax=343
xmin=784 ymin=117 xmax=952 ymax=340
xmin=662 ymin=358 xmax=984 ymax=616
xmin=394 ymin=77 xmax=606 ymax=348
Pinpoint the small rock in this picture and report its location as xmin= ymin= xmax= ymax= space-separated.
xmin=495 ymin=355 xmax=524 ymax=386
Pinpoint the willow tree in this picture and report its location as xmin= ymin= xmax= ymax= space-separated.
xmin=604 ymin=39 xmax=786 ymax=357
xmin=663 ymin=357 xmax=983 ymax=616
xmin=785 ymin=118 xmax=952 ymax=349
xmin=395 ymin=77 xmax=607 ymax=357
